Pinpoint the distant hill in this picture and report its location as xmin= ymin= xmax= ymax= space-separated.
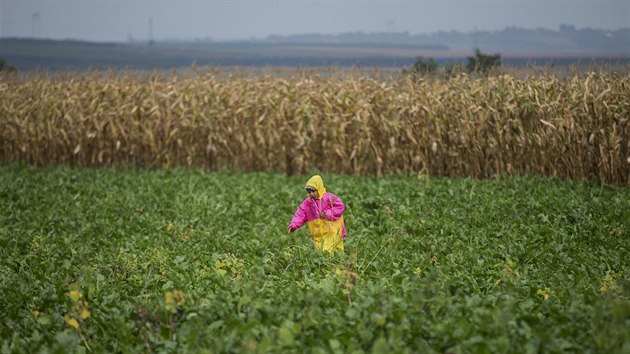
xmin=1 ymin=25 xmax=628 ymax=71
xmin=263 ymin=25 xmax=630 ymax=53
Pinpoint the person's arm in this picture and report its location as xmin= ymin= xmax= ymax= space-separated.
xmin=288 ymin=200 xmax=308 ymax=233
xmin=324 ymin=193 xmax=345 ymax=221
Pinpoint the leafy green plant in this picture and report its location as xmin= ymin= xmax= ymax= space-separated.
xmin=1 ymin=165 xmax=628 ymax=352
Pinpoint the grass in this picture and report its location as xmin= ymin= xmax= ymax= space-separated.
xmin=1 ymin=164 xmax=629 ymax=353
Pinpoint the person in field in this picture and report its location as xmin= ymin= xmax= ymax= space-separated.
xmin=287 ymin=175 xmax=346 ymax=253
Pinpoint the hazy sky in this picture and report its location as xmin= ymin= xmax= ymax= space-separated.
xmin=1 ymin=1 xmax=628 ymax=42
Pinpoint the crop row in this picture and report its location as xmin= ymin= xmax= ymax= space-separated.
xmin=1 ymin=71 xmax=628 ymax=183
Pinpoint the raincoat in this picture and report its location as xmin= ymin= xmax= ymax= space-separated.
xmin=288 ymin=175 xmax=346 ymax=253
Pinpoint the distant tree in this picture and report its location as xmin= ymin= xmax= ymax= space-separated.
xmin=466 ymin=49 xmax=501 ymax=73
xmin=404 ymin=56 xmax=438 ymax=77
xmin=0 ymin=58 xmax=18 ymax=73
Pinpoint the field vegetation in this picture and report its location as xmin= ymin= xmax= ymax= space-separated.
xmin=1 ymin=69 xmax=629 ymax=184
xmin=1 ymin=66 xmax=629 ymax=352
xmin=1 ymin=165 xmax=629 ymax=353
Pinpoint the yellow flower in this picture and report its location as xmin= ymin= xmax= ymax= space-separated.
xmin=165 ymin=291 xmax=176 ymax=313
xmin=215 ymin=260 xmax=227 ymax=276
xmin=414 ymin=267 xmax=422 ymax=276
xmin=215 ymin=254 xmax=244 ymax=279
xmin=536 ymin=288 xmax=551 ymax=300
xmin=64 ymin=316 xmax=80 ymax=329
xmin=77 ymin=301 xmax=91 ymax=319
xmin=80 ymin=308 xmax=91 ymax=320
xmin=69 ymin=290 xmax=82 ymax=302
xmin=165 ymin=290 xmax=185 ymax=313
xmin=173 ymin=290 xmax=185 ymax=306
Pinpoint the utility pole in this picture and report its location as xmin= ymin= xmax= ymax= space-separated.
xmin=32 ymin=12 xmax=40 ymax=38
xmin=148 ymin=17 xmax=154 ymax=45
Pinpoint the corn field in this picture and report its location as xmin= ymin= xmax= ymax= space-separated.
xmin=1 ymin=71 xmax=629 ymax=184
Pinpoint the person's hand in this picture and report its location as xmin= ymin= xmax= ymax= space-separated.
xmin=288 ymin=225 xmax=296 ymax=233
xmin=319 ymin=211 xmax=326 ymax=219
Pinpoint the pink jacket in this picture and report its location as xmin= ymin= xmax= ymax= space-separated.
xmin=289 ymin=192 xmax=347 ymax=239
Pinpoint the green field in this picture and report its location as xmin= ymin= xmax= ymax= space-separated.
xmin=1 ymin=165 xmax=629 ymax=353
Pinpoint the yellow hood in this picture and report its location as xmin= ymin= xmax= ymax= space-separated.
xmin=306 ymin=175 xmax=327 ymax=200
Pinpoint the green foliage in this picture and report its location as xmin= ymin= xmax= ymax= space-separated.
xmin=1 ymin=165 xmax=629 ymax=352
xmin=467 ymin=48 xmax=502 ymax=73
xmin=404 ymin=56 xmax=438 ymax=77
xmin=404 ymin=50 xmax=503 ymax=78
